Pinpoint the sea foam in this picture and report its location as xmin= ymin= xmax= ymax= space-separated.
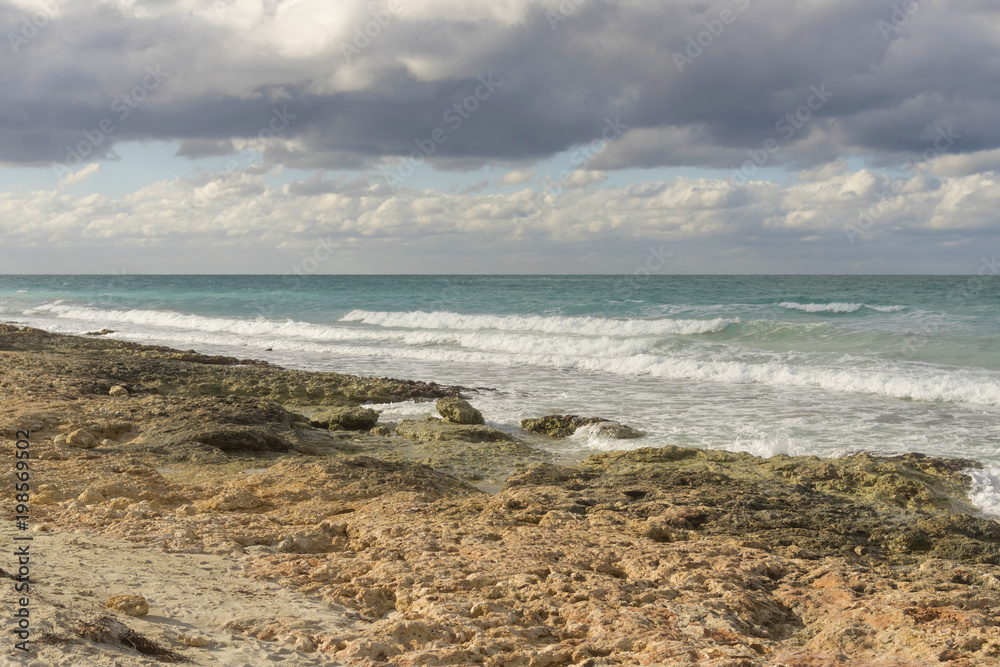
xmin=779 ymin=302 xmax=906 ymax=313
xmin=341 ymin=309 xmax=736 ymax=336
xmin=22 ymin=302 xmax=1000 ymax=407
xmin=965 ymin=466 xmax=1000 ymax=518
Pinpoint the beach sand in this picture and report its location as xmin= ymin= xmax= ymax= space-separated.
xmin=4 ymin=324 xmax=1000 ymax=666
xmin=5 ymin=530 xmax=355 ymax=665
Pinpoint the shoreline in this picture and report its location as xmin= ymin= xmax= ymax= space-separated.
xmin=3 ymin=324 xmax=1000 ymax=665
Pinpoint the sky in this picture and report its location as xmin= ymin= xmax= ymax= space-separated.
xmin=1 ymin=0 xmax=998 ymax=274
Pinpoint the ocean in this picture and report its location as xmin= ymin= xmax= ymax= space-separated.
xmin=4 ymin=274 xmax=1000 ymax=511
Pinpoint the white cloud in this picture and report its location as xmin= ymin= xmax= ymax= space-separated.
xmin=928 ymin=148 xmax=1000 ymax=178
xmin=562 ymin=170 xmax=607 ymax=189
xmin=57 ymin=163 xmax=101 ymax=189
xmin=3 ymin=167 xmax=999 ymax=272
xmin=499 ymin=169 xmax=535 ymax=185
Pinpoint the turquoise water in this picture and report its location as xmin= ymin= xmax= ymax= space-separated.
xmin=3 ymin=274 xmax=1000 ymax=508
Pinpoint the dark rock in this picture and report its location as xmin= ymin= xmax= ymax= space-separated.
xmin=310 ymin=406 xmax=380 ymax=430
xmin=590 ymin=421 xmax=644 ymax=439
xmin=495 ymin=446 xmax=1000 ymax=565
xmin=520 ymin=415 xmax=608 ymax=437
xmin=521 ymin=414 xmax=642 ymax=438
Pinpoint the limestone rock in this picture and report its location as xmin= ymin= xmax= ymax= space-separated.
xmin=436 ymin=396 xmax=485 ymax=425
xmin=128 ymin=398 xmax=297 ymax=458
xmin=178 ymin=633 xmax=211 ymax=647
xmin=521 ymin=415 xmax=643 ymax=439
xmin=33 ymin=492 xmax=54 ymax=506
xmin=109 ymin=385 xmax=129 ymax=397
xmin=200 ymin=488 xmax=265 ymax=511
xmin=78 ymin=488 xmax=105 ymax=504
xmin=370 ymin=423 xmax=397 ymax=437
xmin=396 ymin=418 xmax=513 ymax=443
xmin=589 ymin=421 xmax=645 ymax=439
xmin=309 ymin=406 xmax=379 ymax=430
xmin=175 ymin=504 xmax=198 ymax=516
xmin=105 ymin=595 xmax=150 ymax=617
xmin=520 ymin=414 xmax=611 ymax=437
xmin=65 ymin=428 xmax=97 ymax=449
xmin=15 ymin=326 xmax=1000 ymax=667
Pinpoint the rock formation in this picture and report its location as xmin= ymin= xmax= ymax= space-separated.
xmin=3 ymin=325 xmax=1000 ymax=666
xmin=522 ymin=414 xmax=644 ymax=439
xmin=436 ymin=396 xmax=486 ymax=424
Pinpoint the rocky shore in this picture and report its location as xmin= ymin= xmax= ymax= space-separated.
xmin=3 ymin=324 xmax=1000 ymax=665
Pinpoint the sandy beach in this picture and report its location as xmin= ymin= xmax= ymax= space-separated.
xmin=4 ymin=323 xmax=1000 ymax=666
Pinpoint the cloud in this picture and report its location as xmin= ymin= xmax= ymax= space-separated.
xmin=561 ymin=170 xmax=606 ymax=188
xmin=175 ymin=139 xmax=237 ymax=159
xmin=57 ymin=163 xmax=101 ymax=189
xmin=1 ymin=0 xmax=997 ymax=174
xmin=927 ymin=148 xmax=1000 ymax=178
xmin=4 ymin=167 xmax=999 ymax=273
xmin=499 ymin=169 xmax=536 ymax=185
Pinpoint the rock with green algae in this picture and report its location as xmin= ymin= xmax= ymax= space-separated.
xmin=520 ymin=414 xmax=643 ymax=438
xmin=436 ymin=396 xmax=485 ymax=425
xmin=396 ymin=418 xmax=513 ymax=443
xmin=308 ymin=406 xmax=379 ymax=430
xmin=0 ymin=324 xmax=462 ymax=407
xmin=520 ymin=414 xmax=609 ymax=437
xmin=497 ymin=446 xmax=1000 ymax=565
xmin=582 ymin=446 xmax=981 ymax=513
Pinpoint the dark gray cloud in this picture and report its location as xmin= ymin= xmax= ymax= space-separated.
xmin=1 ymin=0 xmax=998 ymax=173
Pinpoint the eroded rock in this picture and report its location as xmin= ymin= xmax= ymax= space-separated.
xmin=521 ymin=414 xmax=642 ymax=438
xmin=436 ymin=396 xmax=485 ymax=425
xmin=309 ymin=406 xmax=379 ymax=430
xmin=65 ymin=428 xmax=97 ymax=449
xmin=104 ymin=595 xmax=150 ymax=617
xmin=397 ymin=418 xmax=513 ymax=443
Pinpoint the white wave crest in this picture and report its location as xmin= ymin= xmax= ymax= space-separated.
xmin=21 ymin=302 xmax=1000 ymax=408
xmin=340 ymin=309 xmax=736 ymax=336
xmin=965 ymin=466 xmax=1000 ymax=518
xmin=779 ymin=302 xmax=905 ymax=313
xmin=88 ymin=323 xmax=1000 ymax=408
xmin=23 ymin=303 xmax=664 ymax=357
